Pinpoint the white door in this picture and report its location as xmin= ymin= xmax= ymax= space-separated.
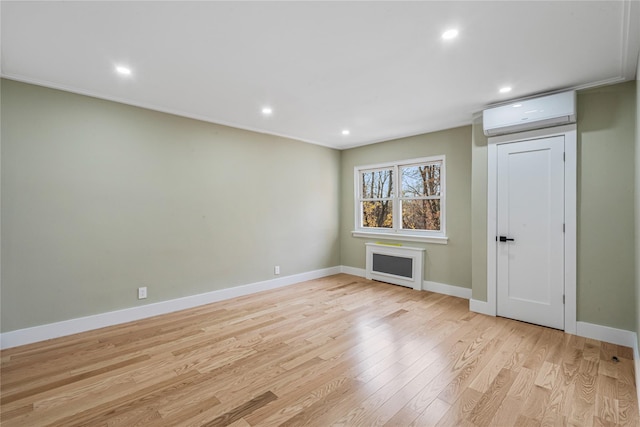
xmin=496 ymin=136 xmax=565 ymax=330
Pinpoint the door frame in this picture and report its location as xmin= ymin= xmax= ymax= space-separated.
xmin=486 ymin=124 xmax=577 ymax=334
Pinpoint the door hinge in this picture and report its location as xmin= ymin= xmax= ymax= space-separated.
xmin=563 ymin=152 xmax=566 ymax=162
xmin=563 ymin=295 xmax=565 ymax=304
xmin=563 ymin=223 xmax=565 ymax=233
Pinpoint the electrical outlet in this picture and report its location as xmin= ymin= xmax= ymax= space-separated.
xmin=138 ymin=286 xmax=147 ymax=300
xmin=274 ymin=265 xmax=280 ymax=275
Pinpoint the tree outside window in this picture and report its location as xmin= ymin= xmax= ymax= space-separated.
xmin=361 ymin=169 xmax=393 ymax=228
xmin=400 ymin=162 xmax=441 ymax=231
xmin=356 ymin=156 xmax=445 ymax=236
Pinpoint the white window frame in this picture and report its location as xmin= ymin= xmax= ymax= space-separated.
xmin=352 ymin=156 xmax=448 ymax=244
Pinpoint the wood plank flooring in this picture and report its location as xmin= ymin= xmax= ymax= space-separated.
xmin=1 ymin=274 xmax=637 ymax=426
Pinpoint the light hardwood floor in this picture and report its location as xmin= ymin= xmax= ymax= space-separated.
xmin=1 ymin=274 xmax=637 ymax=426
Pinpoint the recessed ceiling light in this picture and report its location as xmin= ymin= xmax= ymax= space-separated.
xmin=261 ymin=107 xmax=273 ymax=116
xmin=342 ymin=129 xmax=350 ymax=136
xmin=441 ymin=29 xmax=459 ymax=40
xmin=499 ymin=86 xmax=512 ymax=94
xmin=115 ymin=65 xmax=132 ymax=76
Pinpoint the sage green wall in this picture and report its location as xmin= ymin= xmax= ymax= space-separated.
xmin=577 ymin=82 xmax=636 ymax=331
xmin=1 ymin=79 xmax=341 ymax=332
xmin=471 ymin=115 xmax=488 ymax=301
xmin=339 ymin=126 xmax=472 ymax=289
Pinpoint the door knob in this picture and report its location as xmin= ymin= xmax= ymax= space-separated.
xmin=498 ymin=236 xmax=515 ymax=242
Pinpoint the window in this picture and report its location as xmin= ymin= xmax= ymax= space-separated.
xmin=353 ymin=156 xmax=447 ymax=243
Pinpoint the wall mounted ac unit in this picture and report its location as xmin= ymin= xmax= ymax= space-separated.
xmin=483 ymin=91 xmax=576 ymax=136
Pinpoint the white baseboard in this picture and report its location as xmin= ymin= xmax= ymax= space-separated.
xmin=469 ymin=298 xmax=496 ymax=316
xmin=469 ymin=307 xmax=636 ymax=350
xmin=576 ymin=321 xmax=637 ymax=348
xmin=0 ymin=266 xmax=341 ymax=350
xmin=340 ymin=265 xmax=365 ymax=277
xmin=423 ymin=281 xmax=471 ymax=299
xmin=339 ymin=265 xmax=471 ymax=299
xmin=7 ymin=265 xmax=633 ymax=362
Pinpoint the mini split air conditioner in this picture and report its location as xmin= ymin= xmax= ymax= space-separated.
xmin=483 ymin=91 xmax=576 ymax=136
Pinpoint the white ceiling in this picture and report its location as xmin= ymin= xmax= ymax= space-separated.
xmin=2 ymin=1 xmax=639 ymax=149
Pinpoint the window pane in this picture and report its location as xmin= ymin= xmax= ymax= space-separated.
xmin=362 ymin=201 xmax=393 ymax=228
xmin=362 ymin=169 xmax=393 ymax=199
xmin=402 ymin=199 xmax=440 ymax=230
xmin=401 ymin=163 xmax=441 ymax=197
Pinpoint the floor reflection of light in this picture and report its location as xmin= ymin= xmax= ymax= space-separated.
xmin=352 ymin=316 xmax=409 ymax=384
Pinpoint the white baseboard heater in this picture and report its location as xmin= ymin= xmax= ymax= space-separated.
xmin=365 ymin=243 xmax=425 ymax=290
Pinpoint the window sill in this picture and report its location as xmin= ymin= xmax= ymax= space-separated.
xmin=351 ymin=230 xmax=449 ymax=245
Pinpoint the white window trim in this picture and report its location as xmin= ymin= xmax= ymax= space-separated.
xmin=351 ymin=230 xmax=449 ymax=244
xmin=352 ymin=156 xmax=447 ymax=244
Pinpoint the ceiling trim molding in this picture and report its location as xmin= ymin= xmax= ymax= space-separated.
xmin=621 ymin=0 xmax=640 ymax=79
xmin=0 ymin=73 xmax=338 ymax=150
xmin=479 ymin=75 xmax=629 ymax=113
xmin=1 ymin=73 xmax=475 ymax=151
